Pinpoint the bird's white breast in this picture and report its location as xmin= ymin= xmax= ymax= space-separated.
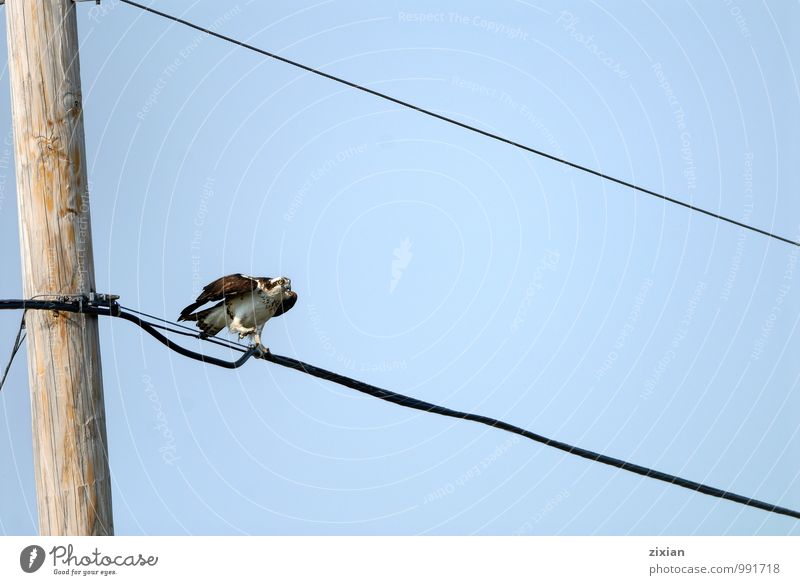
xmin=229 ymin=290 xmax=280 ymax=330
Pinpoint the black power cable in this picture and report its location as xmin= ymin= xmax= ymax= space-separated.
xmin=116 ymin=0 xmax=800 ymax=248
xmin=1 ymin=297 xmax=798 ymax=520
xmin=120 ymin=304 xmax=251 ymax=353
xmin=0 ymin=313 xmax=26 ymax=394
xmin=0 ymin=300 xmax=258 ymax=369
xmin=262 ymin=353 xmax=800 ymax=520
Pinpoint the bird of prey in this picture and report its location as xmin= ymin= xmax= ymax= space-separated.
xmin=178 ymin=273 xmax=297 ymax=354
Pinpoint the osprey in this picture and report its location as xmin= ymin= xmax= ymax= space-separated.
xmin=178 ymin=273 xmax=297 ymax=353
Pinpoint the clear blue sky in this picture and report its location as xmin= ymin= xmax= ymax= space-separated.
xmin=0 ymin=0 xmax=798 ymax=535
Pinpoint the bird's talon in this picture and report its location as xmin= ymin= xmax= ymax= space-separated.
xmin=252 ymin=344 xmax=270 ymax=358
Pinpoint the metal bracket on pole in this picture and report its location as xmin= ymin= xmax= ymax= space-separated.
xmin=46 ymin=293 xmax=121 ymax=317
xmin=88 ymin=292 xmax=122 ymax=316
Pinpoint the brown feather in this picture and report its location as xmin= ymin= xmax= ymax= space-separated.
xmin=192 ymin=302 xmax=226 ymax=336
xmin=178 ymin=273 xmax=261 ymax=320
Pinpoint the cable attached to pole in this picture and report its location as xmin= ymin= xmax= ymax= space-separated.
xmin=0 ymin=296 xmax=798 ymax=520
xmin=0 ymin=312 xmax=26 ymax=394
xmin=0 ymin=299 xmax=258 ymax=369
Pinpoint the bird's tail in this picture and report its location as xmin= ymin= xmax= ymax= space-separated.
xmin=185 ymin=305 xmax=227 ymax=338
xmin=178 ymin=301 xmax=204 ymax=321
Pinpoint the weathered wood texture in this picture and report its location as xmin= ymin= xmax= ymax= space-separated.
xmin=6 ymin=0 xmax=113 ymax=535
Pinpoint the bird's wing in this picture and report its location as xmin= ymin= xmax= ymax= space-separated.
xmin=272 ymin=291 xmax=298 ymax=318
xmin=178 ymin=273 xmax=261 ymax=320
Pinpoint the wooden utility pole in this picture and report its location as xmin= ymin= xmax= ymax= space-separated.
xmin=5 ymin=0 xmax=113 ymax=534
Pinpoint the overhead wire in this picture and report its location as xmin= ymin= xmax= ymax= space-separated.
xmin=0 ymin=298 xmax=798 ymax=520
xmin=262 ymin=351 xmax=800 ymax=521
xmin=117 ymin=0 xmax=800 ymax=248
xmin=119 ymin=304 xmax=251 ymax=352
